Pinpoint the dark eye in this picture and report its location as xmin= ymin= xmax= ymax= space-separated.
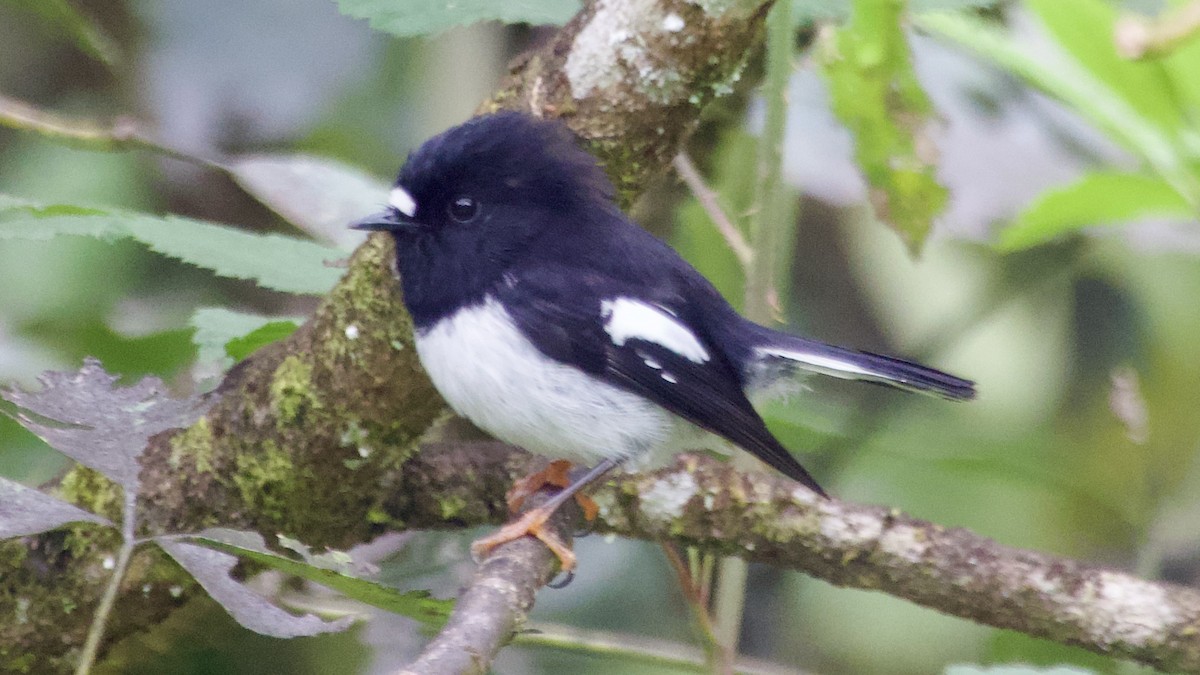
xmin=447 ymin=195 xmax=480 ymax=223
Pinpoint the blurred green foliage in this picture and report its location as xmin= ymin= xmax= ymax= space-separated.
xmin=1 ymin=0 xmax=1198 ymax=673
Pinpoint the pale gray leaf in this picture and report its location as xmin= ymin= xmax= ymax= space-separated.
xmin=227 ymin=154 xmax=388 ymax=249
xmin=1 ymin=358 xmax=210 ymax=490
xmin=0 ymin=477 xmax=112 ymax=538
xmin=177 ymin=529 xmax=448 ymax=626
xmin=159 ymin=539 xmax=356 ymax=638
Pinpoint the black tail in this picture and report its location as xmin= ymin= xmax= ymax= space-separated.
xmin=745 ymin=327 xmax=976 ymax=401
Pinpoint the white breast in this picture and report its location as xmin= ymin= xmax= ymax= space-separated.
xmin=414 ymin=296 xmax=681 ymax=467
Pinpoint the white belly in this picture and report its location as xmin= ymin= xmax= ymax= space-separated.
xmin=414 ymin=296 xmax=680 ymax=466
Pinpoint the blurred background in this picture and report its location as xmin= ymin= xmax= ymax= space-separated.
xmin=1 ymin=0 xmax=1197 ymax=673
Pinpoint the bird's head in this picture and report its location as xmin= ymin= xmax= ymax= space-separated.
xmin=353 ymin=112 xmax=615 ymax=250
xmin=351 ymin=111 xmax=617 ymax=322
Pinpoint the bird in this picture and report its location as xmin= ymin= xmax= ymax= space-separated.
xmin=351 ymin=111 xmax=975 ymax=573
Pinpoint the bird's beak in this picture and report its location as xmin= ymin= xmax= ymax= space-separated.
xmin=349 ymin=210 xmax=421 ymax=233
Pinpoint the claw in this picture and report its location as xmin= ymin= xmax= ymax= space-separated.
xmin=546 ymin=569 xmax=575 ymax=589
xmin=470 ymin=504 xmax=578 ymax=573
xmin=473 ymin=457 xmax=622 ymax=579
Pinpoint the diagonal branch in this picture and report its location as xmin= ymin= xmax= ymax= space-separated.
xmin=384 ymin=443 xmax=1200 ymax=674
xmin=395 ymin=490 xmax=576 ymax=675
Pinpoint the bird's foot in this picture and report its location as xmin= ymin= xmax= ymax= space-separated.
xmin=470 ymin=504 xmax=577 ymax=573
xmin=505 ymin=460 xmax=599 ymax=521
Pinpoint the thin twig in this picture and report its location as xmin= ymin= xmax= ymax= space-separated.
xmin=673 ymin=153 xmax=755 ymax=269
xmin=662 ymin=542 xmax=729 ymax=668
xmin=0 ymin=94 xmax=221 ymax=169
xmin=74 ymin=489 xmax=138 ymax=675
xmin=394 ymin=490 xmax=577 ymax=675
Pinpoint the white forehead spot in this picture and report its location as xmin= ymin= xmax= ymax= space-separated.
xmin=388 ymin=187 xmax=417 ymax=217
xmin=601 ymin=298 xmax=710 ymax=363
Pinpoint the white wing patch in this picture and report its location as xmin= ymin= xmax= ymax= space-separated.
xmin=601 ymin=298 xmax=710 ymax=363
xmin=755 ymin=346 xmax=873 ymax=378
xmin=388 ymin=186 xmax=417 ymax=217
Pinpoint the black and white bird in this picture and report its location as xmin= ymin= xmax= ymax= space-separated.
xmin=352 ymin=111 xmax=974 ymax=571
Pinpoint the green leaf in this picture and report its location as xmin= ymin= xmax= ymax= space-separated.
xmin=335 ymin=0 xmax=579 ymax=37
xmin=225 ymin=321 xmax=301 ymax=361
xmin=6 ymin=0 xmax=121 ymax=66
xmin=190 ymin=308 xmax=305 ymax=367
xmin=916 ymin=11 xmax=1200 ymax=206
xmin=794 ymin=0 xmax=998 ymax=24
xmin=181 ymin=529 xmax=453 ymax=627
xmin=1159 ymin=0 xmax=1200 ymax=121
xmin=1025 ymin=0 xmax=1183 ymax=132
xmin=820 ymin=0 xmax=948 ymax=251
xmin=226 ymin=154 xmax=389 ymax=249
xmin=1000 ymin=172 xmax=1196 ymax=250
xmin=0 ymin=200 xmax=344 ymax=295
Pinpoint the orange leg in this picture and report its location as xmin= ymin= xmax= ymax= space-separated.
xmin=504 ymin=460 xmax=599 ymax=521
xmin=472 ymin=458 xmax=620 ymax=573
xmin=471 ymin=503 xmax=578 ymax=573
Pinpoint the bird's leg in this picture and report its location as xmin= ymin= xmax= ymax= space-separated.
xmin=505 ymin=459 xmax=599 ymax=520
xmin=472 ymin=457 xmax=620 ymax=573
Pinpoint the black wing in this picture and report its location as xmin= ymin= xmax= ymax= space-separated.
xmin=497 ymin=265 xmax=826 ymax=496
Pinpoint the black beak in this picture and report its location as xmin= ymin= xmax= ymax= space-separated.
xmin=349 ymin=210 xmax=421 ymax=233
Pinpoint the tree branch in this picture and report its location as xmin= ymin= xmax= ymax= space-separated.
xmin=392 ymin=444 xmax=1200 ymax=674
xmin=395 ymin=490 xmax=576 ymax=675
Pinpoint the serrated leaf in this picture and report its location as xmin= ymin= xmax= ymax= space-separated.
xmin=0 ymin=200 xmax=344 ymax=295
xmin=335 ymin=0 xmax=579 ymax=37
xmin=0 ymin=477 xmax=112 ymax=538
xmin=820 ymin=0 xmax=948 ymax=251
xmin=181 ymin=529 xmax=452 ymax=627
xmin=0 ymin=359 xmax=209 ymax=490
xmin=158 ymin=539 xmax=356 ymax=638
xmin=227 ymin=154 xmax=387 ymax=249
xmin=1000 ymin=172 xmax=1196 ymax=250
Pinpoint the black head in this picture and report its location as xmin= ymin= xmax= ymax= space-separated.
xmin=351 ymin=112 xmax=618 ymax=325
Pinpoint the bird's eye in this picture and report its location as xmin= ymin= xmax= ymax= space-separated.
xmin=447 ymin=195 xmax=480 ymax=223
